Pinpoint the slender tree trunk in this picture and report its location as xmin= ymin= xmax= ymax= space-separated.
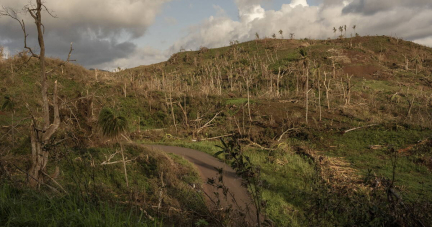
xmin=305 ymin=65 xmax=309 ymax=124
xmin=324 ymin=72 xmax=331 ymax=110
xmin=11 ymin=112 xmax=15 ymax=148
xmin=120 ymin=144 xmax=129 ymax=187
xmin=318 ymin=69 xmax=322 ymax=121
xmin=332 ymin=59 xmax=336 ymax=79
xmin=246 ymin=79 xmax=252 ymax=122
xmin=169 ymin=90 xmax=177 ymax=132
xmin=277 ymin=67 xmax=281 ymax=97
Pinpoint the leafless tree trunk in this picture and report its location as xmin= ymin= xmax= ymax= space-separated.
xmin=318 ymin=69 xmax=322 ymax=121
xmin=246 ymin=78 xmax=252 ymax=122
xmin=332 ymin=58 xmax=336 ymax=79
xmin=323 ymin=72 xmax=331 ymax=110
xmin=1 ymin=1 xmax=69 ymax=187
xmin=120 ymin=144 xmax=129 ymax=187
xmin=342 ymin=74 xmax=354 ymax=105
xmin=305 ymin=64 xmax=309 ymax=124
xmin=403 ymin=54 xmax=409 ymax=70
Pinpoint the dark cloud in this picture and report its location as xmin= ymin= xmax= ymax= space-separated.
xmin=0 ymin=0 xmax=170 ymax=68
xmin=342 ymin=0 xmax=432 ymax=15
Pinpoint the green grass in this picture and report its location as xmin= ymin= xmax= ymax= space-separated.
xmin=320 ymin=126 xmax=432 ymax=201
xmin=149 ymin=139 xmax=317 ymax=226
xmin=0 ymin=183 xmax=162 ymax=227
xmin=225 ymin=98 xmax=254 ymax=105
xmin=1 ymin=143 xmax=207 ymax=226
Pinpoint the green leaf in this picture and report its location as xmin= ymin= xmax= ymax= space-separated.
xmin=214 ymin=151 xmax=224 ymax=157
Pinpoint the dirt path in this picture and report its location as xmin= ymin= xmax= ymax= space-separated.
xmin=146 ymin=145 xmax=258 ymax=225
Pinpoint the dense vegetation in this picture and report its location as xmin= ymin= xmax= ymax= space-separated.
xmin=1 ymin=35 xmax=432 ymax=226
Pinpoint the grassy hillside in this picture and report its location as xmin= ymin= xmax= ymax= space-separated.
xmin=1 ymin=35 xmax=432 ymax=226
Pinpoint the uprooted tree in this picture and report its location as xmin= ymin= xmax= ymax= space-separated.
xmin=1 ymin=1 xmax=72 ymax=187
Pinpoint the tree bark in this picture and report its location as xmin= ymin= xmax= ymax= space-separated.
xmin=29 ymin=80 xmax=60 ymax=187
xmin=16 ymin=1 xmax=62 ymax=187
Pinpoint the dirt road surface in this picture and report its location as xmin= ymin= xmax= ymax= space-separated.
xmin=147 ymin=145 xmax=258 ymax=225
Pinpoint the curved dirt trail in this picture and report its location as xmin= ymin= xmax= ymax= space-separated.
xmin=146 ymin=145 xmax=257 ymax=225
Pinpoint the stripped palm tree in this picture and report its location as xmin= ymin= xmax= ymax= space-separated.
xmin=98 ymin=108 xmax=129 ymax=186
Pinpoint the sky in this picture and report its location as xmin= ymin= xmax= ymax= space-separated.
xmin=1 ymin=0 xmax=432 ymax=71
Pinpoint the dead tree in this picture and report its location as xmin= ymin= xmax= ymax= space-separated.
xmin=340 ymin=74 xmax=354 ymax=105
xmin=323 ymin=72 xmax=332 ymax=110
xmin=1 ymin=1 xmax=72 ymax=187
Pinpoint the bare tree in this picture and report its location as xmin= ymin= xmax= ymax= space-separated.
xmin=1 ymin=1 xmax=72 ymax=187
xmin=300 ymin=49 xmax=309 ymax=124
xmin=323 ymin=72 xmax=332 ymax=110
xmin=290 ymin=33 xmax=295 ymax=40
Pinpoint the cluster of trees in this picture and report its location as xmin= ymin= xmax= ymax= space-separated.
xmin=333 ymin=25 xmax=357 ymax=38
xmin=257 ymin=29 xmax=295 ymax=41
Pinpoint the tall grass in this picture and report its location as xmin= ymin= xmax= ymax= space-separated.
xmin=0 ymin=183 xmax=162 ymax=226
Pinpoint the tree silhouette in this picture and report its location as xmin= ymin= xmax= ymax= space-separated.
xmin=333 ymin=27 xmax=337 ymax=38
xmin=353 ymin=25 xmax=357 ymax=34
xmin=279 ymin=29 xmax=283 ymax=39
xmin=339 ymin=26 xmax=344 ymax=38
xmin=290 ymin=33 xmax=295 ymax=40
xmin=272 ymin=33 xmax=276 ymax=39
xmin=98 ymin=108 xmax=129 ymax=187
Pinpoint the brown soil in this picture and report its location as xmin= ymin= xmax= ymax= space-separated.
xmin=146 ymin=145 xmax=258 ymax=225
xmin=343 ymin=64 xmax=382 ymax=79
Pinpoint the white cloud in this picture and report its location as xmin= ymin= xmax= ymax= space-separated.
xmin=169 ymin=0 xmax=432 ymax=54
xmin=413 ymin=37 xmax=432 ymax=48
xmin=289 ymin=0 xmax=309 ymax=7
xmin=1 ymin=46 xmax=10 ymax=59
xmin=92 ymin=46 xmax=170 ymax=71
xmin=0 ymin=0 xmax=170 ymax=67
xmin=239 ymin=5 xmax=266 ymax=22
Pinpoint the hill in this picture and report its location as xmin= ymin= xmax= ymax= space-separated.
xmin=1 ymin=35 xmax=432 ymax=226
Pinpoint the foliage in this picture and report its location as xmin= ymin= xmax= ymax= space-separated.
xmin=98 ymin=108 xmax=128 ymax=138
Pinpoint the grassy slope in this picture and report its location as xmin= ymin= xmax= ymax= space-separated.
xmin=1 ymin=36 xmax=432 ymax=226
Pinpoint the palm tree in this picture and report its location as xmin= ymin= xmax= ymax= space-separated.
xmin=255 ymin=32 xmax=260 ymax=40
xmin=339 ymin=26 xmax=344 ymax=38
xmin=344 ymin=25 xmax=347 ymax=37
xmin=98 ymin=108 xmax=129 ymax=186
xmin=279 ymin=29 xmax=283 ymax=39
xmin=272 ymin=33 xmax=276 ymax=39
xmin=353 ymin=25 xmax=356 ymax=34
xmin=333 ymin=27 xmax=337 ymax=38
